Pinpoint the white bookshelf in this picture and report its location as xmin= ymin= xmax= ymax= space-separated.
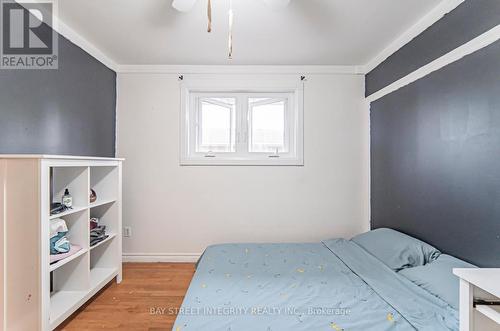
xmin=0 ymin=155 xmax=123 ymax=331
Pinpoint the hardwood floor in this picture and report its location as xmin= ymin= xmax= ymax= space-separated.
xmin=57 ymin=263 xmax=196 ymax=331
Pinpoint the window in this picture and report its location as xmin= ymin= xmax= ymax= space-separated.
xmin=197 ymin=97 xmax=236 ymax=153
xmin=248 ymin=98 xmax=287 ymax=153
xmin=180 ymin=82 xmax=303 ymax=165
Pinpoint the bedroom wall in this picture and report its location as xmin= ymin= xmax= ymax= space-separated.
xmin=367 ymin=1 xmax=500 ymax=267
xmin=366 ymin=0 xmax=500 ymax=96
xmin=0 ymin=12 xmax=116 ymax=157
xmin=116 ymin=73 xmax=369 ymax=261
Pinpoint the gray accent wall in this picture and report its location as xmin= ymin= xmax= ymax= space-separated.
xmin=366 ymin=0 xmax=500 ymax=97
xmin=0 ymin=28 xmax=116 ymax=157
xmin=371 ymin=41 xmax=500 ymax=267
xmin=368 ymin=1 xmax=500 ymax=267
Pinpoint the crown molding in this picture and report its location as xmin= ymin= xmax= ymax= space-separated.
xmin=116 ymin=64 xmax=364 ymax=75
xmin=361 ymin=0 xmax=465 ymax=74
xmin=16 ymin=0 xmax=464 ymax=77
xmin=15 ymin=0 xmax=118 ymax=72
xmin=366 ymin=25 xmax=500 ymax=103
xmin=55 ymin=18 xmax=118 ymax=71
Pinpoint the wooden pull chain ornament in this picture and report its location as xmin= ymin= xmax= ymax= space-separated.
xmin=207 ymin=0 xmax=212 ymax=32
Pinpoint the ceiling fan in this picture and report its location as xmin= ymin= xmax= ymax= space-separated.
xmin=171 ymin=0 xmax=292 ymax=59
xmin=171 ymin=0 xmax=291 ymax=12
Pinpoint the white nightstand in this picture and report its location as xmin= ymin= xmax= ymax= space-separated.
xmin=453 ymin=268 xmax=500 ymax=331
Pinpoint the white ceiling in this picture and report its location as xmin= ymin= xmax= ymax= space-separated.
xmin=58 ymin=0 xmax=444 ymax=66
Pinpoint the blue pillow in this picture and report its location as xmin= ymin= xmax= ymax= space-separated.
xmin=351 ymin=228 xmax=441 ymax=271
xmin=398 ymin=254 xmax=476 ymax=309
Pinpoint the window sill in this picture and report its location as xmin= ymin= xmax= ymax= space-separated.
xmin=179 ymin=157 xmax=304 ymax=166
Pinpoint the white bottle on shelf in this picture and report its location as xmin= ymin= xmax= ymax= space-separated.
xmin=62 ymin=188 xmax=73 ymax=208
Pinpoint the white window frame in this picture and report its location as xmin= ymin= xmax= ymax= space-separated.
xmin=180 ymin=78 xmax=304 ymax=166
xmin=194 ymin=94 xmax=237 ymax=153
xmin=247 ymin=95 xmax=290 ymax=154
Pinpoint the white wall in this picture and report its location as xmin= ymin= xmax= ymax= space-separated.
xmin=116 ymin=72 xmax=369 ymax=261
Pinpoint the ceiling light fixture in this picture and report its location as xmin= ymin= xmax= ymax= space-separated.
xmin=172 ymin=0 xmax=291 ymax=59
xmin=228 ymin=0 xmax=233 ymax=59
xmin=171 ymin=0 xmax=197 ymax=12
xmin=207 ymin=0 xmax=212 ymax=32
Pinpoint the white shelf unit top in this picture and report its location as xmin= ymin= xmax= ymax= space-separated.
xmin=0 ymin=154 xmax=124 ymax=161
xmin=453 ymin=268 xmax=500 ymax=297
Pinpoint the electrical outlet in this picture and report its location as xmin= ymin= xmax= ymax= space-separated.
xmin=123 ymin=226 xmax=132 ymax=237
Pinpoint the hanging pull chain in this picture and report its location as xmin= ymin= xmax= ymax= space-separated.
xmin=228 ymin=0 xmax=233 ymax=59
xmin=207 ymin=0 xmax=212 ymax=32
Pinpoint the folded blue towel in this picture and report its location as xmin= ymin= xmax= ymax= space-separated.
xmin=50 ymin=232 xmax=70 ymax=254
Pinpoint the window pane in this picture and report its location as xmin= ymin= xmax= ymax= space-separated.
xmin=249 ymin=98 xmax=287 ymax=153
xmin=197 ymin=98 xmax=235 ymax=153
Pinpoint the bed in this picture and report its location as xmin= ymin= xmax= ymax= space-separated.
xmin=173 ymin=229 xmax=475 ymax=331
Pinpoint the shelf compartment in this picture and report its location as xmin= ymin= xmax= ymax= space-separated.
xmin=90 ymin=267 xmax=118 ymax=289
xmin=90 ymin=235 xmax=118 ymax=270
xmin=90 ymin=233 xmax=116 ymax=251
xmin=49 ymin=267 xmax=117 ymax=329
xmin=476 ymin=305 xmax=500 ymax=325
xmin=90 ymin=203 xmax=119 ymax=240
xmin=49 ymin=248 xmax=88 ymax=272
xmin=50 ymin=251 xmax=89 ymax=292
xmin=90 ymin=166 xmax=118 ymax=204
xmin=50 ymin=290 xmax=88 ymax=328
xmin=50 ymin=167 xmax=89 ymax=216
xmin=50 ymin=251 xmax=90 ymax=327
xmin=50 ymin=208 xmax=89 ymax=249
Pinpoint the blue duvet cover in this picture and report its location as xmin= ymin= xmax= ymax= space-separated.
xmin=173 ymin=239 xmax=458 ymax=331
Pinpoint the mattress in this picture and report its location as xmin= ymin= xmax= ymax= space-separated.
xmin=173 ymin=239 xmax=458 ymax=331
